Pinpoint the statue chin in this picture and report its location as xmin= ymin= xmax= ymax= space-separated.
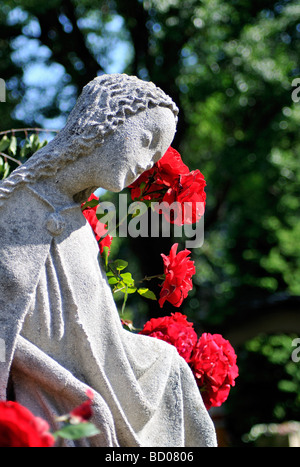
xmin=73 ymin=187 xmax=99 ymax=204
xmin=100 ymin=173 xmax=135 ymax=193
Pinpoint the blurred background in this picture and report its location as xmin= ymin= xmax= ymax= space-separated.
xmin=1 ymin=0 xmax=300 ymax=447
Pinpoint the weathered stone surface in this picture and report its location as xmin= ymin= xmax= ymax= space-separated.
xmin=0 ymin=74 xmax=217 ymax=447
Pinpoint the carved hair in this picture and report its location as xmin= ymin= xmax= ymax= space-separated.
xmin=0 ymin=74 xmax=178 ymax=206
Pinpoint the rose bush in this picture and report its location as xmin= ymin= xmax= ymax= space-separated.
xmin=82 ymin=147 xmax=238 ymax=411
xmin=82 ymin=148 xmax=204 ymax=312
xmin=0 ymin=401 xmax=55 ymax=447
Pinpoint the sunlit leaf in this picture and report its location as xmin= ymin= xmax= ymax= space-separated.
xmin=137 ymin=288 xmax=157 ymax=300
xmin=8 ymin=136 xmax=17 ymax=156
xmin=53 ymin=423 xmax=100 ymax=441
xmin=112 ymin=259 xmax=128 ymax=271
xmin=0 ymin=135 xmax=10 ymax=152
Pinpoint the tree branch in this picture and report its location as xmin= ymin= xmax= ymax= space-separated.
xmin=114 ymin=0 xmax=151 ymax=76
xmin=36 ymin=1 xmax=102 ymax=89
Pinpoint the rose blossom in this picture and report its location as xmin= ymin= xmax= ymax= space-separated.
xmin=70 ymin=389 xmax=94 ymax=424
xmin=129 ymin=147 xmax=206 ymax=226
xmin=154 ymin=146 xmax=189 ymax=187
xmin=161 ymin=170 xmax=206 ymax=225
xmin=159 ymin=243 xmax=196 ymax=308
xmin=0 ymin=401 xmax=55 ymax=447
xmin=190 ymin=333 xmax=239 ymax=410
xmin=129 ymin=146 xmax=189 ymax=201
xmin=139 ymin=312 xmax=198 ymax=362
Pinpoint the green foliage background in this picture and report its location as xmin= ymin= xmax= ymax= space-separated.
xmin=1 ymin=0 xmax=300 ymax=446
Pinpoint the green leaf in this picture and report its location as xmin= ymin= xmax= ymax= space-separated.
xmin=3 ymin=161 xmax=9 ymax=179
xmin=53 ymin=423 xmax=100 ymax=441
xmin=138 ymin=288 xmax=157 ymax=300
xmin=8 ymin=136 xmax=17 ymax=156
xmin=112 ymin=259 xmax=128 ymax=271
xmin=120 ymin=272 xmax=135 ymax=286
xmin=29 ymin=133 xmax=41 ymax=153
xmin=0 ymin=157 xmax=10 ymax=179
xmin=108 ymin=276 xmax=119 ymax=285
xmin=95 ymin=211 xmax=107 ymax=221
xmin=82 ymin=198 xmax=100 ymax=210
xmin=20 ymin=144 xmax=30 ymax=159
xmin=120 ymin=286 xmax=137 ymax=294
xmin=0 ymin=135 xmax=10 ymax=152
xmin=139 ymin=181 xmax=146 ymax=191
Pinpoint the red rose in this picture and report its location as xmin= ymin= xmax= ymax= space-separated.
xmin=0 ymin=401 xmax=55 ymax=447
xmin=70 ymin=389 xmax=94 ymax=424
xmin=159 ymin=243 xmax=196 ymax=308
xmin=98 ymin=234 xmax=113 ymax=255
xmin=190 ymin=333 xmax=239 ymax=410
xmin=129 ymin=169 xmax=154 ymax=201
xmin=139 ymin=312 xmax=198 ymax=362
xmin=129 ymin=147 xmax=189 ymax=201
xmin=129 ymin=147 xmax=206 ymax=225
xmin=81 ymin=194 xmax=102 ymax=241
xmin=154 ymin=146 xmax=189 ymax=187
xmin=161 ymin=170 xmax=206 ymax=225
xmin=82 ymin=194 xmax=113 ymax=255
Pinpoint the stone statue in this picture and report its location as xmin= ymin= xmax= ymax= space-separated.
xmin=0 ymin=74 xmax=217 ymax=447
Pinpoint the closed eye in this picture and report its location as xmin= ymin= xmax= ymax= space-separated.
xmin=141 ymin=128 xmax=161 ymax=149
xmin=149 ymin=128 xmax=161 ymax=150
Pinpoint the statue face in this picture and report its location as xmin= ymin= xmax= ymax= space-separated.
xmin=94 ymin=106 xmax=177 ymax=192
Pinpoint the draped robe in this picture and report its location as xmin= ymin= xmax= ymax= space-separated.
xmin=0 ymin=184 xmax=217 ymax=447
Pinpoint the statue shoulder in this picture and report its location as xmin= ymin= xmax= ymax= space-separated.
xmin=0 ymin=184 xmax=54 ymax=250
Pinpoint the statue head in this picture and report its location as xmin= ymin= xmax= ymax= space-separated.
xmin=63 ymin=73 xmax=178 ymax=142
xmin=0 ymin=74 xmax=178 ymax=203
xmin=59 ymin=74 xmax=178 ymax=192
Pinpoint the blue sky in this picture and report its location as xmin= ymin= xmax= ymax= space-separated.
xmin=8 ymin=8 xmax=133 ymax=130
